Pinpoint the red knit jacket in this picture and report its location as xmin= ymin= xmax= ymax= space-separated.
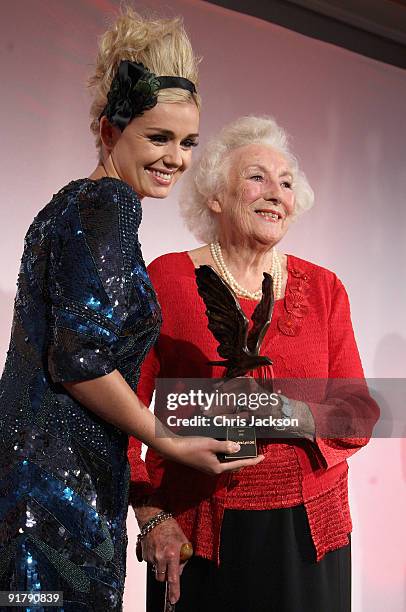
xmin=128 ymin=252 xmax=378 ymax=562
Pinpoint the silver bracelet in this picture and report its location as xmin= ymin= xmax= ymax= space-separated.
xmin=137 ymin=510 xmax=173 ymax=543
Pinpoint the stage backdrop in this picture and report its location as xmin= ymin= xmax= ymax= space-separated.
xmin=1 ymin=1 xmax=405 ymax=610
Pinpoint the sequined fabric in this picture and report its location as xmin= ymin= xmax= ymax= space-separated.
xmin=0 ymin=178 xmax=161 ymax=611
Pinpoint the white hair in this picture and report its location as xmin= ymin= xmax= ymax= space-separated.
xmin=179 ymin=115 xmax=315 ymax=244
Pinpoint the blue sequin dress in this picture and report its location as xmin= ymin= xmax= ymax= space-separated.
xmin=0 ymin=178 xmax=161 ymax=611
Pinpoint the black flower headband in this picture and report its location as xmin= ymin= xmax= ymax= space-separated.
xmin=99 ymin=60 xmax=197 ymax=131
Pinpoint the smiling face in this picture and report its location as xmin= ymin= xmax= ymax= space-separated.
xmin=210 ymin=144 xmax=295 ymax=247
xmin=102 ymin=101 xmax=199 ymax=198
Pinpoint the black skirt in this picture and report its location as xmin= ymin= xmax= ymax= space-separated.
xmin=147 ymin=506 xmax=351 ymax=612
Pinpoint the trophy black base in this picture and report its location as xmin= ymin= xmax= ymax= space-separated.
xmin=224 ymin=426 xmax=257 ymax=460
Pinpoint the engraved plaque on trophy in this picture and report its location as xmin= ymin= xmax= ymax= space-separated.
xmin=195 ymin=265 xmax=275 ymax=460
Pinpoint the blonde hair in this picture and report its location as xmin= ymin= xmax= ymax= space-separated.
xmin=88 ymin=8 xmax=200 ymax=149
xmin=179 ymin=116 xmax=315 ymax=244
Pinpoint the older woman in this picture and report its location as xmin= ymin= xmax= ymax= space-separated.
xmin=128 ymin=116 xmax=378 ymax=611
xmin=0 ymin=13 xmax=263 ymax=611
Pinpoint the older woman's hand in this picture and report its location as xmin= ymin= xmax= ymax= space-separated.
xmin=144 ymin=517 xmax=189 ymax=604
xmin=202 ymin=377 xmax=315 ymax=440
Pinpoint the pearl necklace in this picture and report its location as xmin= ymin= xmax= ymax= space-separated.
xmin=210 ymin=241 xmax=282 ymax=301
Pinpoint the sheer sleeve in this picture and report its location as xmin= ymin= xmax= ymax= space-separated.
xmin=47 ymin=179 xmax=142 ymax=384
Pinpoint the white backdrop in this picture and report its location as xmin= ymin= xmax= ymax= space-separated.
xmin=1 ymin=1 xmax=405 ymax=610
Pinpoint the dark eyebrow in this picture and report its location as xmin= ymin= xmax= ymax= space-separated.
xmin=146 ymin=128 xmax=199 ymax=139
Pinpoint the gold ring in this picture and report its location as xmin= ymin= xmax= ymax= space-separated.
xmin=179 ymin=542 xmax=194 ymax=563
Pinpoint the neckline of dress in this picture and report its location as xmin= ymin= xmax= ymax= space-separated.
xmin=182 ymin=250 xmax=295 ymax=304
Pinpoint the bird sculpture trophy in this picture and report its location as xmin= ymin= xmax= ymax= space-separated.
xmin=195 ymin=265 xmax=275 ymax=459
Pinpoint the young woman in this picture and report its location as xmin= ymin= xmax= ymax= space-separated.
xmin=0 ymin=11 xmax=262 ymax=611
